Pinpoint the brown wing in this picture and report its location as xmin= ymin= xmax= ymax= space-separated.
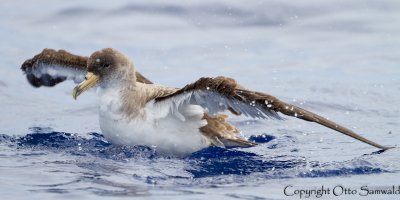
xmin=21 ymin=49 xmax=152 ymax=87
xmin=155 ymin=76 xmax=390 ymax=150
xmin=21 ymin=49 xmax=87 ymax=87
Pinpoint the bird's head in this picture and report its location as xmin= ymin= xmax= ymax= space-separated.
xmin=72 ymin=48 xmax=135 ymax=100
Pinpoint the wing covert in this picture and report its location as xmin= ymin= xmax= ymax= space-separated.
xmin=155 ymin=76 xmax=282 ymax=119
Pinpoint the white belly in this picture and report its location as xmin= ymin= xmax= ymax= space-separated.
xmin=96 ymin=87 xmax=210 ymax=155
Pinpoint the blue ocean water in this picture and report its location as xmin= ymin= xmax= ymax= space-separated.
xmin=1 ymin=1 xmax=400 ymax=199
xmin=0 ymin=130 xmax=389 ymax=197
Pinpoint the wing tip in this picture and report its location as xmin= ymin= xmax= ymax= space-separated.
xmin=21 ymin=58 xmax=34 ymax=72
xmin=379 ymin=145 xmax=394 ymax=151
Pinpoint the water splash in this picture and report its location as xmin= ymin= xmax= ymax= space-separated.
xmin=0 ymin=130 xmax=388 ymax=180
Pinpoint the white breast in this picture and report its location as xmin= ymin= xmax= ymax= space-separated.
xmin=96 ymin=86 xmax=210 ymax=155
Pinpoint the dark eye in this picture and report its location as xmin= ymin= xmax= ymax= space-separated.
xmin=102 ymin=63 xmax=111 ymax=68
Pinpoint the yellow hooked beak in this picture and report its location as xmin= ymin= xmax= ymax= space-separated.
xmin=72 ymin=72 xmax=99 ymax=100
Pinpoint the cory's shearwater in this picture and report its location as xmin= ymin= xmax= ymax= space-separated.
xmin=21 ymin=48 xmax=390 ymax=154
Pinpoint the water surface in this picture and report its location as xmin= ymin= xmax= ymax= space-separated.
xmin=0 ymin=1 xmax=399 ymax=199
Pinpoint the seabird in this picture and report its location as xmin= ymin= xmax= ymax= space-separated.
xmin=21 ymin=48 xmax=390 ymax=154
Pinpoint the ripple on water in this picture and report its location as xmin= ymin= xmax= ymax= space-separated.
xmin=0 ymin=130 xmax=389 ymax=180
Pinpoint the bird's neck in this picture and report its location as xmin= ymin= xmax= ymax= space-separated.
xmin=96 ymin=76 xmax=149 ymax=121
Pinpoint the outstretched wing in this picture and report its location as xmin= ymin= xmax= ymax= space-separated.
xmin=155 ymin=76 xmax=389 ymax=150
xmin=21 ymin=49 xmax=87 ymax=87
xmin=21 ymin=49 xmax=153 ymax=87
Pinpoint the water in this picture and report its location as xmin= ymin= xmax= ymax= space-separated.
xmin=1 ymin=1 xmax=400 ymax=199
